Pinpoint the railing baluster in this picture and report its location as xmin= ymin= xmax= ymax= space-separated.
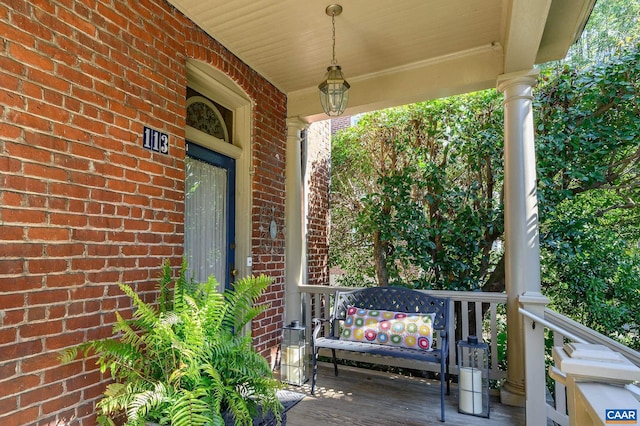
xmin=490 ymin=302 xmax=499 ymax=376
xmin=448 ymin=299 xmax=456 ymax=371
xmin=475 ymin=301 xmax=483 ymax=340
xmin=461 ymin=300 xmax=470 ymax=341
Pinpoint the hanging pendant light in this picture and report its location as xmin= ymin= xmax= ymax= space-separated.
xmin=319 ymin=4 xmax=350 ymax=116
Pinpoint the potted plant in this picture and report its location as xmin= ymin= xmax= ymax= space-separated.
xmin=60 ymin=261 xmax=283 ymax=426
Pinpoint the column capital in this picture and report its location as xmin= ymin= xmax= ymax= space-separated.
xmin=286 ymin=117 xmax=309 ymax=134
xmin=496 ymin=69 xmax=540 ymax=94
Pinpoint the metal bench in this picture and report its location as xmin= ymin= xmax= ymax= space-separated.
xmin=311 ymin=286 xmax=450 ymax=422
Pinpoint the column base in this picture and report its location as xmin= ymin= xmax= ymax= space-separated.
xmin=500 ymin=380 xmax=526 ymax=407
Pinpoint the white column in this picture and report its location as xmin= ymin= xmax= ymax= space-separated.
xmin=497 ymin=69 xmax=541 ymax=407
xmin=285 ymin=118 xmax=307 ymax=325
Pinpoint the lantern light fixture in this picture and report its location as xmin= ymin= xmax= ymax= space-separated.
xmin=318 ymin=4 xmax=350 ymax=116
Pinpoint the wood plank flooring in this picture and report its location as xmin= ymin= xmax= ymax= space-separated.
xmin=281 ymin=363 xmax=525 ymax=426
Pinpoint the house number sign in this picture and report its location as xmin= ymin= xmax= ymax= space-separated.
xmin=143 ymin=126 xmax=169 ymax=155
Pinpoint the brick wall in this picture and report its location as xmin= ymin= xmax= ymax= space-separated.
xmin=0 ymin=0 xmax=287 ymax=424
xmin=305 ymin=121 xmax=331 ymax=286
xmin=330 ymin=115 xmax=352 ymax=135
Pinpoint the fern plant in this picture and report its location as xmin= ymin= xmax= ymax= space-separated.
xmin=60 ymin=261 xmax=283 ymax=426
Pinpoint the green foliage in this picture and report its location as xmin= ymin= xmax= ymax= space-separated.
xmin=60 ymin=260 xmax=282 ymax=426
xmin=535 ymin=43 xmax=640 ymax=348
xmin=330 ymin=38 xmax=640 ymax=346
xmin=554 ymin=0 xmax=640 ymax=70
xmin=541 ymin=193 xmax=640 ymax=347
xmin=331 ymin=93 xmax=505 ymax=291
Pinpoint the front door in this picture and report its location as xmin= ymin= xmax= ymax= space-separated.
xmin=184 ymin=143 xmax=236 ymax=291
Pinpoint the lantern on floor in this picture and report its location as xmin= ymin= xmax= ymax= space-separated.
xmin=282 ymin=321 xmax=307 ymax=386
xmin=457 ymin=335 xmax=490 ymax=418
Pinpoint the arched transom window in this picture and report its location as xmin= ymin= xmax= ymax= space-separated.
xmin=186 ymin=94 xmax=231 ymax=144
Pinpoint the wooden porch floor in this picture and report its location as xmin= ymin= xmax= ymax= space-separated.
xmin=281 ymin=363 xmax=525 ymax=426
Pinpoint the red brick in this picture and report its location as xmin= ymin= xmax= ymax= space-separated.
xmin=0 ymin=341 xmax=42 ymax=364
xmin=27 ymin=227 xmax=70 ymax=241
xmin=49 ymin=212 xmax=88 ymax=227
xmin=1 ymin=207 xmax=47 ymax=225
xmin=27 ymin=289 xmax=68 ymax=306
xmin=70 ymin=285 xmax=106 ymax=300
xmin=20 ymin=382 xmax=64 ymax=408
xmin=0 ymin=292 xmax=24 ymax=309
xmin=0 ymin=156 xmax=22 ymax=173
xmin=71 ymin=229 xmax=106 ymax=242
xmin=65 ymin=314 xmax=100 ymax=331
xmin=0 ymin=374 xmax=41 ymax=397
xmin=69 ymin=170 xmax=106 ymax=187
xmin=48 ymin=304 xmax=67 ymax=320
xmin=53 ymin=123 xmax=91 ymax=142
xmin=0 ymin=275 xmax=42 ymax=292
xmin=89 ymin=216 xmax=122 ymax=229
xmin=70 ymin=258 xmax=107 ymax=271
xmin=0 ymin=21 xmax=35 ymax=47
xmin=52 ymin=153 xmax=90 ymax=171
xmin=28 ymin=258 xmax=68 ymax=274
xmin=23 ymin=163 xmax=67 ymax=181
xmin=0 ymin=243 xmax=43 ymax=258
xmin=123 ymin=218 xmax=149 ymax=230
xmin=86 ymin=324 xmax=113 ymax=341
xmin=46 ymin=272 xmax=85 ymax=287
xmin=87 ymin=271 xmax=120 ymax=284
xmin=19 ymin=320 xmax=63 ymax=338
xmin=28 ymin=306 xmax=46 ymax=321
xmin=2 ymin=307 xmax=25 ymax=327
xmin=0 ymin=396 xmax=18 ymax=414
xmin=1 ymin=407 xmax=39 ymax=425
xmin=4 ymin=175 xmax=47 ymax=194
xmin=44 ymin=330 xmax=85 ymax=350
xmin=0 ymin=327 xmax=17 ymax=346
xmin=65 ymin=370 xmax=102 ymax=393
xmin=21 ymin=353 xmax=61 ymax=374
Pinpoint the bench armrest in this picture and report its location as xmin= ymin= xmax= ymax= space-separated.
xmin=439 ymin=330 xmax=449 ymax=355
xmin=312 ymin=318 xmax=330 ymax=343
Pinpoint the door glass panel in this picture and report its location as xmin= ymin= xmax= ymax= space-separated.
xmin=184 ymin=156 xmax=227 ymax=291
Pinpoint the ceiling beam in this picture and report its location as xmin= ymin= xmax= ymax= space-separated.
xmin=288 ymin=43 xmax=504 ymax=122
xmin=502 ymin=0 xmax=552 ymax=73
xmin=536 ymin=0 xmax=597 ymax=63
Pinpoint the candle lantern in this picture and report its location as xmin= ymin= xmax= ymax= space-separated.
xmin=281 ymin=321 xmax=307 ymax=386
xmin=457 ymin=336 xmax=490 ymax=417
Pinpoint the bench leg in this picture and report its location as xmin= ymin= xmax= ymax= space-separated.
xmin=440 ymin=360 xmax=446 ymax=422
xmin=446 ymin=360 xmax=450 ymax=396
xmin=311 ymin=347 xmax=318 ymax=395
xmin=331 ymin=349 xmax=339 ymax=376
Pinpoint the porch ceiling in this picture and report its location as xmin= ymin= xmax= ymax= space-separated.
xmin=167 ymin=0 xmax=595 ymax=122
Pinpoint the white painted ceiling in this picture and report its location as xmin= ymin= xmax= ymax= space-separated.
xmin=168 ymin=0 xmax=596 ymax=121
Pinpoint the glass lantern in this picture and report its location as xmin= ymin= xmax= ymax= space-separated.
xmin=281 ymin=321 xmax=307 ymax=386
xmin=457 ymin=335 xmax=490 ymax=418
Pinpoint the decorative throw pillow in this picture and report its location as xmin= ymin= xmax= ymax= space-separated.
xmin=340 ymin=306 xmax=435 ymax=351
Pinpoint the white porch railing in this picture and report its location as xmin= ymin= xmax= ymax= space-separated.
xmin=520 ymin=303 xmax=640 ymax=426
xmin=299 ymin=284 xmax=508 ymax=381
xmin=296 ymin=285 xmax=640 ymax=425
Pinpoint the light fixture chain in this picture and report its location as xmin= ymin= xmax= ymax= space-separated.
xmin=331 ymin=12 xmax=337 ymax=65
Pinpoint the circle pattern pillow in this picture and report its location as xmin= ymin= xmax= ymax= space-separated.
xmin=341 ymin=306 xmax=435 ymax=351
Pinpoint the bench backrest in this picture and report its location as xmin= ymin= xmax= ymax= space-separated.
xmin=332 ymin=286 xmax=449 ymax=332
